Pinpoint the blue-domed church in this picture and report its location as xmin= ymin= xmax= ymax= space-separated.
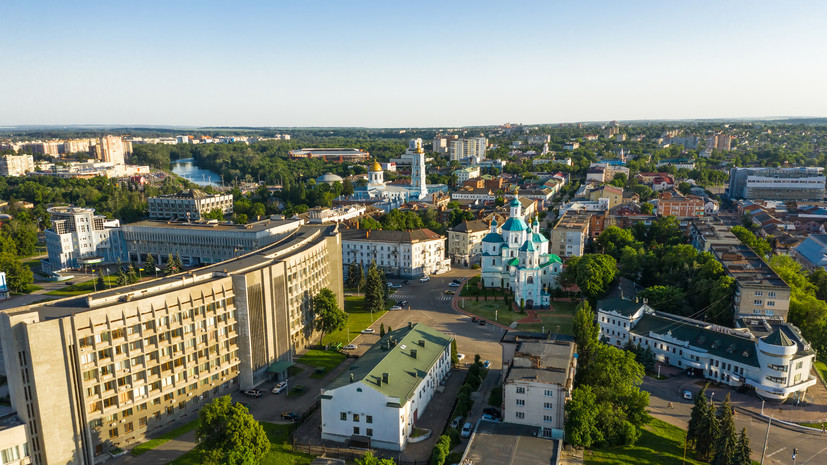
xmin=480 ymin=195 xmax=562 ymax=309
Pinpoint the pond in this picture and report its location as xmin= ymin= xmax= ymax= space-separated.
xmin=170 ymin=158 xmax=222 ymax=186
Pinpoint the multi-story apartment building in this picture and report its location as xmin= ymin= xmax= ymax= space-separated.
xmin=43 ymin=207 xmax=128 ymax=273
xmin=0 ymin=224 xmax=343 ymax=464
xmin=92 ymin=136 xmax=129 ymax=165
xmin=63 ymin=139 xmax=93 ymax=154
xmin=586 ymin=185 xmax=624 ymax=209
xmin=501 ymin=339 xmax=576 ymax=439
xmin=121 ymin=218 xmax=303 ymax=267
xmin=447 ymin=220 xmax=489 ymax=267
xmin=710 ymin=243 xmax=791 ymax=321
xmin=597 ymin=298 xmax=816 ymax=401
xmin=306 ymin=205 xmax=367 ymax=224
xmin=341 ymin=229 xmax=449 ymax=278
xmin=320 ymin=323 xmax=452 ymax=451
xmin=0 ymin=155 xmax=35 ymax=177
xmin=0 ymin=413 xmax=31 ymax=465
xmin=689 ymin=218 xmax=739 ymax=252
xmin=728 ymin=167 xmax=826 ymax=200
xmin=449 ymin=137 xmax=487 ymax=161
xmin=657 ymin=191 xmax=705 ymax=218
xmin=432 ymin=135 xmax=457 ymax=154
xmin=550 ymin=212 xmax=590 ymax=258
xmin=148 ymin=189 xmax=234 ymax=220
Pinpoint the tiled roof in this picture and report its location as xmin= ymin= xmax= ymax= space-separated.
xmin=451 ymin=220 xmax=489 ymax=233
xmin=340 ymin=228 xmax=443 ymax=243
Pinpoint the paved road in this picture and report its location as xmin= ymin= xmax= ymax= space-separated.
xmin=644 ymin=376 xmax=827 ymax=465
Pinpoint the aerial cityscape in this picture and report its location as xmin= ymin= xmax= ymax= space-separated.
xmin=2 ymin=1 xmax=827 ymax=465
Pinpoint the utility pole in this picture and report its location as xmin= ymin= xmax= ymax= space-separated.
xmin=760 ymin=416 xmax=772 ymax=465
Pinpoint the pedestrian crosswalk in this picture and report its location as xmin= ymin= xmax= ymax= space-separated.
xmin=392 ymin=294 xmax=414 ymax=300
xmin=436 ymin=295 xmax=453 ymax=301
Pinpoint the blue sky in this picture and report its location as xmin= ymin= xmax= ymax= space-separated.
xmin=2 ymin=1 xmax=826 ymax=127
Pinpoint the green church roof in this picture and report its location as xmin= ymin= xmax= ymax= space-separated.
xmin=519 ymin=240 xmax=536 ymax=252
xmin=482 ymin=232 xmax=504 ymax=243
xmin=501 ymin=217 xmax=528 ymax=232
xmin=532 ymin=233 xmax=549 ymax=243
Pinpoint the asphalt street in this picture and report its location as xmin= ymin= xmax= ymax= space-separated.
xmin=644 ymin=376 xmax=827 ymax=465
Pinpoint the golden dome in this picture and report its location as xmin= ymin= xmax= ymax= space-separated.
xmin=370 ymin=160 xmax=382 ymax=172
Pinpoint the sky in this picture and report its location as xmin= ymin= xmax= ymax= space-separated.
xmin=2 ymin=0 xmax=827 ymax=127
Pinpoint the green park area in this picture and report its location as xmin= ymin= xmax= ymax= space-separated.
xmin=170 ymin=422 xmax=314 ymax=465
xmin=296 ymin=349 xmax=346 ymax=379
xmin=586 ymin=418 xmax=706 ymax=465
xmin=516 ymin=301 xmax=578 ymax=335
xmin=458 ymin=295 xmax=578 ymax=335
xmin=321 ymin=295 xmax=387 ymax=346
xmin=458 ymin=299 xmax=520 ymax=326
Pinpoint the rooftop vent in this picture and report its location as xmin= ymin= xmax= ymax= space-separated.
xmin=410 ymin=349 xmax=417 ymax=359
xmin=382 ymin=373 xmax=389 ymax=384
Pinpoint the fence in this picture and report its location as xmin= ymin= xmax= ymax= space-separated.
xmin=292 ymin=442 xmax=431 ymax=465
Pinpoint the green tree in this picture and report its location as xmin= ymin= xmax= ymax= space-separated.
xmin=731 ymin=225 xmax=771 ymax=257
xmin=640 ymin=202 xmax=654 ymax=214
xmin=127 ymin=265 xmax=139 ymax=284
xmin=203 ymin=208 xmax=224 ymax=220
xmin=0 ymin=253 xmax=33 ymax=293
xmin=196 ymin=396 xmax=269 ymax=465
xmin=638 ymin=285 xmax=685 ymax=315
xmin=164 ymin=253 xmax=178 ymax=276
xmin=573 ymin=301 xmax=599 ymax=362
xmin=678 ymin=181 xmax=692 ymax=195
xmin=116 ymin=269 xmax=129 ymax=287
xmin=696 ymin=398 xmax=720 ymax=460
xmin=430 ymin=434 xmax=451 ymax=465
xmin=3 ymin=219 xmax=37 ymax=256
xmin=565 ymin=254 xmax=617 ymax=299
xmin=97 ymin=270 xmax=106 ymax=290
xmin=346 ymin=263 xmax=363 ymax=289
xmin=144 ymin=253 xmax=155 ymax=273
xmin=687 ymin=384 xmax=710 ymax=449
xmin=356 ymin=451 xmax=396 ymax=465
xmin=596 ymin=226 xmax=639 ymax=260
xmin=711 ymin=394 xmax=737 ymax=465
xmin=565 ymin=385 xmax=602 ymax=447
xmin=731 ymin=428 xmax=752 ymax=465
xmin=379 ymin=323 xmax=385 ymax=337
xmin=360 ymin=216 xmax=382 ymax=230
xmin=235 ymin=213 xmax=248 ymax=225
xmin=451 ymin=339 xmax=459 ymax=365
xmin=364 ymin=263 xmax=385 ymax=314
xmin=174 ymin=253 xmax=184 ymax=271
xmin=342 ymin=178 xmax=354 ymax=197
xmin=313 ymin=288 xmax=348 ymax=343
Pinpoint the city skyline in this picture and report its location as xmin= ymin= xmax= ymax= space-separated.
xmin=3 ymin=0 xmax=827 ymax=127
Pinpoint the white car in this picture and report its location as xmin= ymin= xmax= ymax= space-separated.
xmin=272 ymin=381 xmax=287 ymax=394
xmin=390 ymin=305 xmax=402 ymax=311
xmin=361 ymin=328 xmax=375 ymax=334
xmin=343 ymin=344 xmax=357 ymax=350
xmin=419 ymin=276 xmax=430 ymax=282
xmin=683 ymin=390 xmax=693 ymax=400
xmin=448 ymin=282 xmax=461 ymax=287
xmin=387 ymin=283 xmax=402 ymax=289
xmin=461 ymin=422 xmax=473 ymax=438
xmin=457 ymin=353 xmax=465 ymax=362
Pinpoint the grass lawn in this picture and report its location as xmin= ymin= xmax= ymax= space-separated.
xmin=586 ymin=418 xmax=705 ymax=465
xmin=45 ymin=276 xmax=119 ymax=296
xmin=130 ymin=419 xmax=199 ymax=456
xmin=516 ymin=301 xmax=579 ymax=335
xmin=296 ymin=349 xmax=346 ymax=379
xmin=814 ymin=360 xmax=827 ymax=385
xmin=459 ymin=299 xmax=521 ymax=326
xmin=170 ymin=422 xmax=314 ymax=465
xmin=459 ymin=276 xmax=508 ymax=298
xmin=19 ymin=284 xmax=43 ymax=294
xmin=321 ymin=296 xmax=387 ymax=346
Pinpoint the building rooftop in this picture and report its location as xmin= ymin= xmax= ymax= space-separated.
xmin=340 ymin=228 xmax=443 ymax=243
xmin=462 ymin=421 xmax=558 ymax=465
xmin=326 ymin=323 xmax=452 ymax=405
xmin=710 ymin=243 xmax=790 ymax=289
xmin=450 ymin=220 xmax=489 ymax=233
xmin=122 ymin=217 xmax=301 ymax=233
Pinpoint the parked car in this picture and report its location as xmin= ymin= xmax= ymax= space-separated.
xmin=243 ymin=389 xmax=263 ymax=398
xmin=452 ymin=278 xmax=463 ymax=284
xmin=478 ymin=319 xmax=486 ymax=326
xmin=481 ymin=414 xmax=498 ymax=421
xmin=419 ymin=276 xmax=430 ymax=282
xmin=683 ymin=390 xmax=693 ymax=400
xmin=390 ymin=305 xmax=402 ymax=311
xmin=448 ymin=282 xmax=461 ymax=287
xmin=272 ymin=381 xmax=288 ymax=394
xmin=281 ymin=411 xmax=300 ymax=421
xmin=457 ymin=353 xmax=465 ymax=362
xmin=461 ymin=422 xmax=473 ymax=438
xmin=450 ymin=416 xmax=464 ymax=429
xmin=483 ymin=360 xmax=491 ymax=369
xmin=404 ymin=280 xmax=411 ymax=285
xmin=361 ymin=328 xmax=375 ymax=334
xmin=471 ymin=317 xmax=478 ymax=322
xmin=343 ymin=344 xmax=358 ymax=350
xmin=483 ymin=407 xmax=502 ymax=419
xmin=444 ymin=290 xmax=455 ymax=295
xmin=388 ymin=283 xmax=402 ymax=289
xmin=399 ymin=300 xmax=408 ymax=307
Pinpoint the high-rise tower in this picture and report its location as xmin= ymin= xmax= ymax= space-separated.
xmin=410 ymin=142 xmax=427 ymax=199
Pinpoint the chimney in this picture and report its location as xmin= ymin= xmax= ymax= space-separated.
xmin=382 ymin=373 xmax=389 ymax=384
xmin=366 ymin=229 xmax=370 ymax=238
xmin=410 ymin=349 xmax=417 ymax=359
xmin=418 ymin=339 xmax=425 ymax=347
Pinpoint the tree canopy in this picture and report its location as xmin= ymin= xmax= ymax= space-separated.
xmin=313 ymin=288 xmax=347 ymax=343
xmin=196 ymin=396 xmax=270 ymax=465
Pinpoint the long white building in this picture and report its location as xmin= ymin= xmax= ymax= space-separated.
xmin=728 ymin=167 xmax=826 ymax=200
xmin=320 ymin=323 xmax=452 ymax=451
xmin=341 ymin=228 xmax=449 ymax=278
xmin=43 ymin=207 xmax=128 ymax=273
xmin=597 ymin=298 xmax=817 ymax=401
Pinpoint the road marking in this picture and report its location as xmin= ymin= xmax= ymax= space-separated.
xmin=801 ymin=443 xmax=827 ymax=464
xmin=767 ymin=447 xmax=785 ymax=458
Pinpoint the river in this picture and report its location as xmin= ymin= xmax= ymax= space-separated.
xmin=170 ymin=158 xmax=222 ymax=187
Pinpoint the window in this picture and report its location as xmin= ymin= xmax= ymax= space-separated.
xmin=755 ymin=291 xmax=763 ymax=296
xmin=543 ymin=415 xmax=554 ymax=422
xmin=367 ymin=428 xmax=373 ymax=437
xmin=109 ymin=428 xmax=119 ymax=439
xmin=353 ymin=414 xmax=360 ymax=422
xmin=1 ymin=446 xmax=20 ymax=462
xmin=516 ymin=399 xmax=525 ymax=406
xmin=353 ymin=427 xmax=360 ymax=435
xmin=768 ymin=291 xmax=776 ymax=297
xmin=515 ymin=412 xmax=525 ymax=419
xmin=516 ymin=387 xmax=526 ymax=394
xmin=366 ymin=415 xmax=373 ymax=424
xmin=544 ymin=390 xmax=553 ymax=397
xmin=340 ymin=412 xmax=347 ymax=421
xmin=544 ymin=402 xmax=553 ymax=409
xmin=767 ymin=301 xmax=775 ymax=307
xmin=754 ymin=300 xmax=763 ymax=305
